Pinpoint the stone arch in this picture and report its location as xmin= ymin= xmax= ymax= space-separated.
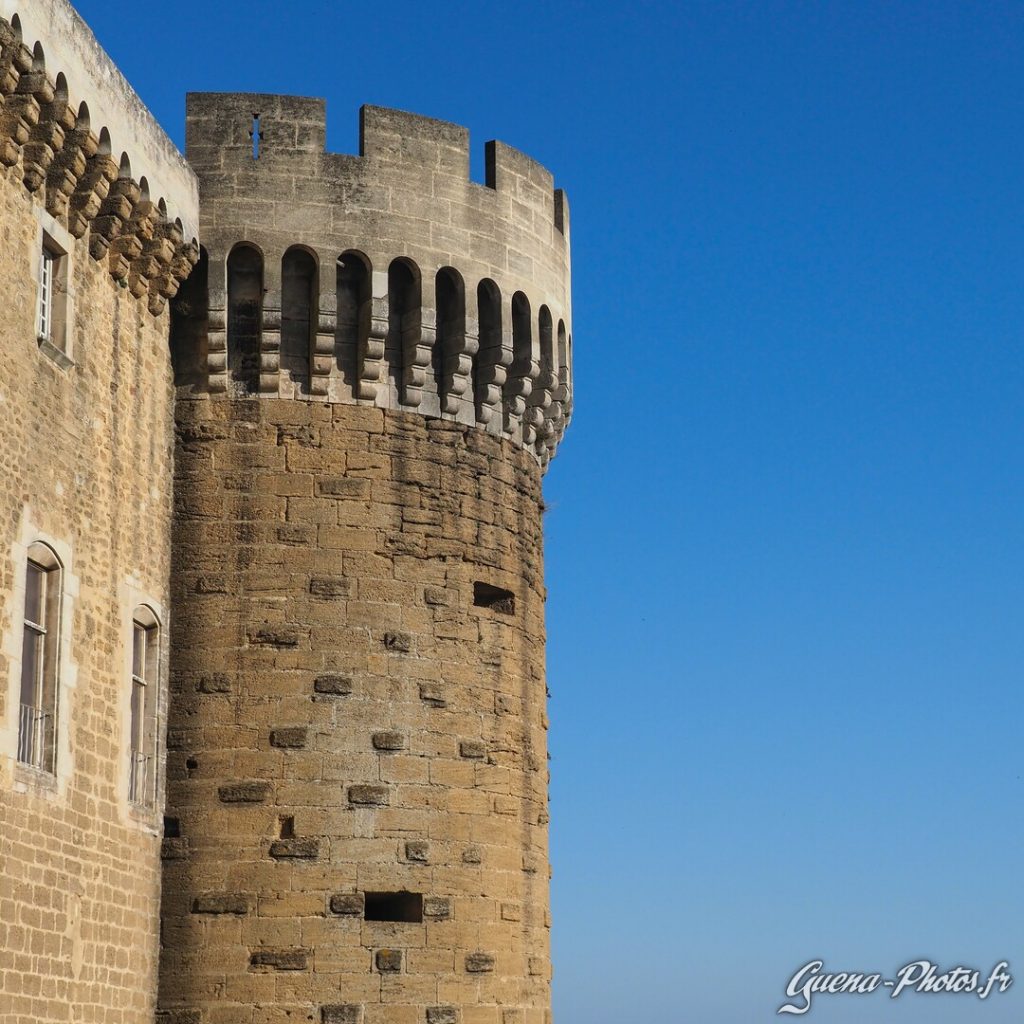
xmin=475 ymin=278 xmax=502 ymax=422
xmin=226 ymin=242 xmax=263 ymax=395
xmin=434 ymin=266 xmax=465 ymax=409
xmin=171 ymin=245 xmax=209 ymax=387
xmin=385 ymin=257 xmax=421 ymax=396
xmin=503 ymin=291 xmax=533 ymax=431
xmin=336 ymin=249 xmax=371 ymax=387
xmin=280 ymin=245 xmax=318 ymax=391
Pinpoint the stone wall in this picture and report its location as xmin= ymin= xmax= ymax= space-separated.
xmin=0 ymin=5 xmax=199 ymax=1021
xmin=161 ymin=398 xmax=552 ymax=1024
xmin=0 ymin=160 xmax=173 ymax=1022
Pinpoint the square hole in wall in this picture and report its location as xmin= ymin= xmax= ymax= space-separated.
xmin=364 ymin=891 xmax=423 ymax=923
xmin=473 ymin=582 xmax=515 ymax=615
xmin=163 ymin=816 xmax=180 ymax=838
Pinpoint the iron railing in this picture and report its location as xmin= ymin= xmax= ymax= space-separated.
xmin=129 ymin=751 xmax=152 ymax=806
xmin=17 ymin=703 xmax=53 ymax=772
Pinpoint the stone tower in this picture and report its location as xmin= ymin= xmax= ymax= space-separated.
xmin=159 ymin=94 xmax=573 ymax=1024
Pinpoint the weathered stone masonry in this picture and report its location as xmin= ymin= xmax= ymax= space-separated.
xmin=160 ymin=92 xmax=573 ymax=1024
xmin=0 ymin=3 xmax=198 ymax=1023
xmin=0 ymin=6 xmax=573 ymax=1024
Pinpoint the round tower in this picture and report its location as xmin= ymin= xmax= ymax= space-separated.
xmin=159 ymin=94 xmax=572 ymax=1024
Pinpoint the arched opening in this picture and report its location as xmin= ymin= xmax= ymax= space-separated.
xmin=227 ymin=243 xmax=263 ymax=394
xmin=97 ymin=128 xmax=111 ymax=156
xmin=434 ymin=267 xmax=465 ymax=406
xmin=532 ymin=304 xmax=554 ymax=429
xmin=475 ymin=279 xmax=502 ymax=420
xmin=505 ymin=291 xmax=532 ymax=427
xmin=337 ymin=250 xmax=370 ymax=386
xmin=539 ymin=306 xmax=554 ymax=384
xmin=386 ymin=258 xmax=420 ymax=391
xmin=557 ymin=320 xmax=570 ymax=416
xmin=31 ymin=41 xmax=44 ymax=73
xmin=171 ymin=246 xmax=209 ymax=386
xmin=280 ymin=246 xmax=317 ymax=390
xmin=75 ymin=101 xmax=90 ymax=132
xmin=53 ymin=73 xmax=68 ymax=107
xmin=118 ymin=152 xmax=132 ymax=180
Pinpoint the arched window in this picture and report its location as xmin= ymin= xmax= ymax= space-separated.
xmin=475 ymin=279 xmax=502 ymax=420
xmin=170 ymin=246 xmax=209 ymax=386
xmin=18 ymin=544 xmax=62 ymax=774
xmin=129 ymin=607 xmax=160 ymax=808
xmin=386 ymin=259 xmax=420 ymax=391
xmin=227 ymin=243 xmax=263 ymax=394
xmin=281 ymin=246 xmax=317 ymax=390
xmin=336 ymin=250 xmax=370 ymax=386
xmin=434 ymin=267 xmax=465 ymax=406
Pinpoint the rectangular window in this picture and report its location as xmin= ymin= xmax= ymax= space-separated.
xmin=37 ymin=248 xmax=55 ymax=342
xmin=17 ymin=548 xmax=61 ymax=774
xmin=364 ymin=891 xmax=423 ymax=923
xmin=473 ymin=581 xmax=516 ymax=615
xmin=129 ymin=610 xmax=159 ymax=807
xmin=35 ymin=231 xmax=71 ymax=363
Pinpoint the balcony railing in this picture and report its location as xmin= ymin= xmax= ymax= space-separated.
xmin=129 ymin=751 xmax=153 ymax=806
xmin=17 ymin=703 xmax=54 ymax=773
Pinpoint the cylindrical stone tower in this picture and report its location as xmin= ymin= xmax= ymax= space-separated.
xmin=159 ymin=94 xmax=572 ymax=1024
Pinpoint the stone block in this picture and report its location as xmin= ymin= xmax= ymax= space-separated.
xmin=314 ymin=674 xmax=353 ymax=696
xmin=328 ymin=893 xmax=365 ymax=916
xmin=404 ymin=840 xmax=429 ymax=863
xmin=309 ymin=576 xmax=354 ymax=599
xmin=191 ymin=894 xmax=250 ymax=915
xmin=423 ymin=896 xmax=451 ymax=920
xmin=465 ymin=952 xmax=495 ymax=973
xmin=269 ymin=838 xmax=320 ymax=859
xmin=375 ymin=949 xmax=403 ymax=973
xmin=270 ymin=727 xmax=308 ymax=749
xmin=426 ymin=1009 xmax=459 ymax=1024
xmin=372 ymin=731 xmax=406 ymax=751
xmin=383 ymin=631 xmax=412 ymax=653
xmin=348 ymin=785 xmax=389 ymax=807
xmin=418 ymin=682 xmax=447 ymax=708
xmin=248 ymin=948 xmax=311 ymax=971
xmin=218 ymin=781 xmax=272 ymax=804
xmin=321 ymin=1007 xmax=363 ymax=1024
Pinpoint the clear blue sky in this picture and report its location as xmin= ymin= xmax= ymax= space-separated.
xmin=74 ymin=1 xmax=1023 ymax=1020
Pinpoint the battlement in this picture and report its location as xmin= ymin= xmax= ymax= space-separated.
xmin=176 ymin=92 xmax=574 ymax=467
xmin=0 ymin=1 xmax=200 ymax=312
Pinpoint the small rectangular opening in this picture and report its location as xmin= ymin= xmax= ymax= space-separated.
xmin=278 ymin=815 xmax=295 ymax=839
xmin=473 ymin=582 xmax=515 ymax=615
xmin=163 ymin=816 xmax=180 ymax=838
xmin=364 ymin=891 xmax=423 ymax=923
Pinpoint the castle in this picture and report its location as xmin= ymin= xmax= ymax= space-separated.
xmin=0 ymin=3 xmax=573 ymax=1023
